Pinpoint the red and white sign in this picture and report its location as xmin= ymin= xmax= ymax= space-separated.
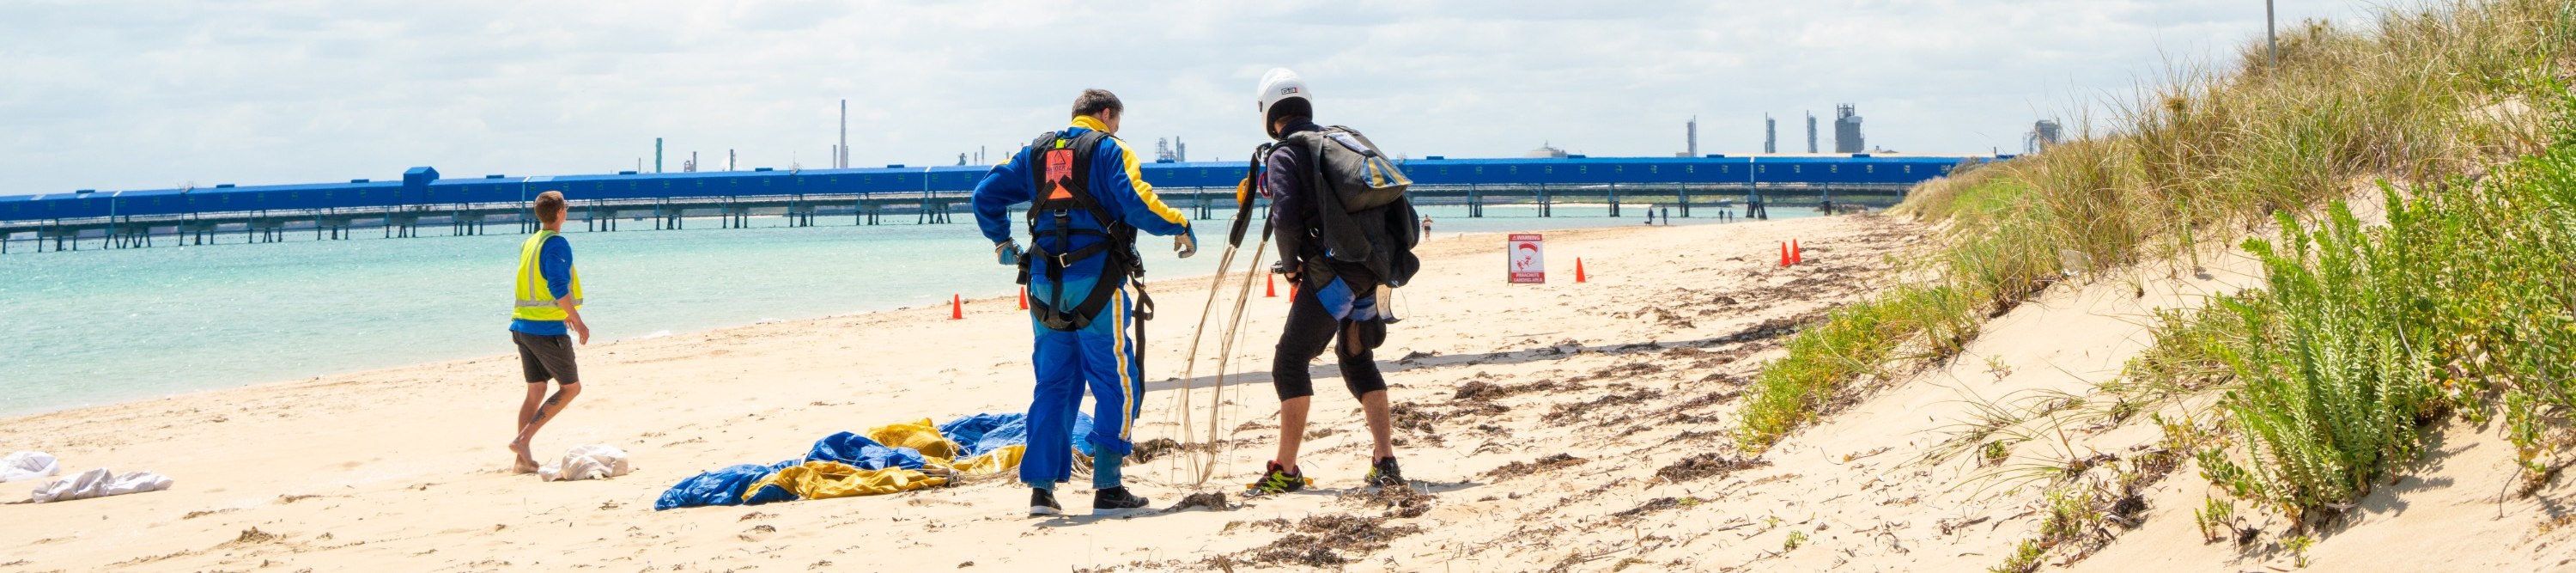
xmin=1508 ymin=234 xmax=1546 ymax=283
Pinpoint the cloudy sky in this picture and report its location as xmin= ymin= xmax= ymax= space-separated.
xmin=0 ymin=0 xmax=2369 ymax=195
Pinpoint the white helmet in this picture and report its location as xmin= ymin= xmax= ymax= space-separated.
xmin=1256 ymin=68 xmax=1312 ymax=139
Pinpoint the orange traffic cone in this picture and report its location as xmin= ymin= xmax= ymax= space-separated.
xmin=1266 ymin=273 xmax=1278 ymax=297
xmin=1575 ymin=258 xmax=1588 ymax=283
xmin=1018 ymin=287 xmax=1028 ymax=310
xmin=1779 ymin=242 xmax=1792 ymax=267
xmin=1791 ymin=240 xmax=1803 ymax=265
xmin=951 ymin=294 xmax=963 ymax=320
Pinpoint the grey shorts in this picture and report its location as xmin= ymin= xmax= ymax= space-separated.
xmin=513 ymin=331 xmax=580 ymax=385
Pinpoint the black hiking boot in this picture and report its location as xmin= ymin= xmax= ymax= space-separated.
xmin=1092 ymin=486 xmax=1151 ymax=514
xmin=1030 ymin=488 xmax=1063 ymax=517
xmin=1366 ymin=456 xmax=1406 ymax=488
xmin=1251 ymin=460 xmax=1308 ymax=496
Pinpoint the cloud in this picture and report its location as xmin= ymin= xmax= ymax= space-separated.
xmin=0 ymin=0 xmax=2368 ymax=193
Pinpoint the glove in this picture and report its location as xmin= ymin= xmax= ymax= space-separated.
xmin=1174 ymin=231 xmax=1198 ymax=259
xmin=995 ymin=241 xmax=1023 ymax=265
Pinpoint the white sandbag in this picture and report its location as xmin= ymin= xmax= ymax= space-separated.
xmin=538 ymin=445 xmax=632 ymax=482
xmin=2 ymin=451 xmax=60 ymax=483
xmin=30 ymin=467 xmax=173 ymax=503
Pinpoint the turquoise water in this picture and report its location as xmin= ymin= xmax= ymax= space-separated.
xmin=0 ymin=205 xmax=1809 ymax=416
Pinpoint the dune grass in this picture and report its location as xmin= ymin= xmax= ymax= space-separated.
xmin=1736 ymin=0 xmax=2572 ymax=461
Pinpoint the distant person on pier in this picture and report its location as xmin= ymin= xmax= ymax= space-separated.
xmin=1248 ymin=68 xmax=1422 ymax=495
xmin=1820 ymin=198 xmax=1835 ymax=216
xmin=1421 ymin=216 xmax=1432 ymax=236
xmin=507 ymin=191 xmax=590 ymax=474
xmin=971 ymin=88 xmax=1196 ymax=517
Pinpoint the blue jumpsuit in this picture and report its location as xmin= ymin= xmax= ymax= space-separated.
xmin=971 ymin=116 xmax=1194 ymax=489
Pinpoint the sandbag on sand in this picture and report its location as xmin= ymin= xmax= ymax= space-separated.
xmin=30 ymin=467 xmax=173 ymax=503
xmin=2 ymin=451 xmax=59 ymax=483
xmin=539 ymin=445 xmax=633 ymax=482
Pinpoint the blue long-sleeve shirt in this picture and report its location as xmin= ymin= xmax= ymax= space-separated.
xmin=972 ymin=116 xmax=1194 ymax=279
xmin=508 ymin=235 xmax=574 ymax=336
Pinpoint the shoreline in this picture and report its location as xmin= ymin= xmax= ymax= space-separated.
xmin=0 ymin=218 xmax=1759 ymax=421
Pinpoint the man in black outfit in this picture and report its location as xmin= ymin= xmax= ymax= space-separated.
xmin=1248 ymin=68 xmax=1403 ymax=494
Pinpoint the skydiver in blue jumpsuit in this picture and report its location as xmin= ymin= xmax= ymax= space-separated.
xmin=972 ymin=88 xmax=1196 ymax=516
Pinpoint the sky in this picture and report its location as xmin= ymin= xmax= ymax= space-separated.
xmin=0 ymin=0 xmax=2373 ymax=195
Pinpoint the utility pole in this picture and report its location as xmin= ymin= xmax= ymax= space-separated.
xmin=2267 ymin=0 xmax=2278 ymax=69
xmin=655 ymin=137 xmax=663 ymax=174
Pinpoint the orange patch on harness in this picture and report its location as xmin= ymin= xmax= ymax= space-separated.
xmin=1043 ymin=149 xmax=1075 ymax=200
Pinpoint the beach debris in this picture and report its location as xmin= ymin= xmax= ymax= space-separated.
xmin=1221 ymin=514 xmax=1425 ymax=567
xmin=1653 ymin=453 xmax=1768 ymax=484
xmin=224 ymin=527 xmax=277 ymax=546
xmin=1482 ymin=454 xmax=1589 ymax=480
xmin=1127 ymin=437 xmax=1182 ymax=464
xmin=1347 ymin=485 xmax=1435 ymax=519
xmin=1614 ymin=497 xmax=1684 ymax=520
xmin=738 ymin=524 xmax=777 ymax=542
xmin=1167 ymin=491 xmax=1233 ymax=513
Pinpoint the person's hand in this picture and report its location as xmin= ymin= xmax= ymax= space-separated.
xmin=995 ymin=240 xmax=1023 ymax=265
xmin=568 ymin=316 xmax=591 ymax=345
xmin=1174 ymin=232 xmax=1198 ymax=259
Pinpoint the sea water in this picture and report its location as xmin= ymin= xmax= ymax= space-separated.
xmin=0 ymin=204 xmax=1813 ymax=416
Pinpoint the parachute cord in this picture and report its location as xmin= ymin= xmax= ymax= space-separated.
xmin=1195 ymin=235 xmax=1268 ymax=485
xmin=1163 ymin=241 xmax=1241 ymax=485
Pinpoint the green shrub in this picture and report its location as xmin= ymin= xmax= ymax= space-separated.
xmin=2195 ymin=204 xmax=2442 ymax=523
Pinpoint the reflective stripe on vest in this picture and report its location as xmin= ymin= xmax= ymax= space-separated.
xmin=512 ymin=230 xmax=584 ymax=320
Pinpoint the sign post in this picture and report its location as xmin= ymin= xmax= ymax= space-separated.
xmin=1508 ymin=234 xmax=1546 ymax=283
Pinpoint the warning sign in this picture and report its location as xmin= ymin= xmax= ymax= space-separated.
xmin=1508 ymin=234 xmax=1545 ymax=283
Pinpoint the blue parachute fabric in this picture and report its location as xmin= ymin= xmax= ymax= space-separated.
xmin=939 ymin=413 xmax=1017 ymax=458
xmin=1072 ymin=411 xmax=1099 ymax=459
xmin=805 ymin=431 xmax=927 ymax=470
xmin=656 ymin=412 xmax=1097 ymax=511
xmin=939 ymin=411 xmax=1098 ymax=459
xmin=654 ymin=463 xmax=787 ymax=510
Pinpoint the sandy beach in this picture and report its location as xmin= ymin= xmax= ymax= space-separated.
xmin=5 ymin=213 xmax=2571 ymax=572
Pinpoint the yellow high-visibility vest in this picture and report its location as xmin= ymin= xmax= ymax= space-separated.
xmin=512 ymin=230 xmax=584 ymax=321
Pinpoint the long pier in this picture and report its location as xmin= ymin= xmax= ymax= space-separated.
xmin=0 ymin=154 xmax=1997 ymax=253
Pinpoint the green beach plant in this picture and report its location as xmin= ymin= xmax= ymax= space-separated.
xmin=1741 ymin=0 xmax=2571 ymax=455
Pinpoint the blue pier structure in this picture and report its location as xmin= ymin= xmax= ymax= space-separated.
xmin=0 ymin=154 xmax=2002 ymax=253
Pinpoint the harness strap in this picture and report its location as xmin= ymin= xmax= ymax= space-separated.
xmin=1022 ymin=129 xmax=1144 ymax=332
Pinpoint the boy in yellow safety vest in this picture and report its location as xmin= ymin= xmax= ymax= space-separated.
xmin=507 ymin=191 xmax=590 ymax=473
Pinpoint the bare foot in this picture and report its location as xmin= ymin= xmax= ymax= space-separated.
xmin=507 ymin=442 xmax=538 ymax=474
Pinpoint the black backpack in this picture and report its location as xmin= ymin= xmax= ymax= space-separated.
xmin=1280 ymin=125 xmax=1420 ymax=287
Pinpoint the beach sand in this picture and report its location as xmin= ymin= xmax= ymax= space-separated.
xmin=5 ymin=213 xmax=2572 ymax=572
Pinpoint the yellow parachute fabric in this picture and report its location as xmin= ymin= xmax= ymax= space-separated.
xmin=744 ymin=460 xmax=950 ymax=502
xmin=940 ymin=445 xmax=1024 ymax=476
xmin=867 ymin=418 xmax=959 ymax=460
xmin=723 ymin=418 xmax=1036 ymax=505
